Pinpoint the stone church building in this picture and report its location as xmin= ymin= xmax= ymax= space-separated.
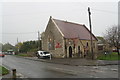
xmin=41 ymin=16 xmax=98 ymax=58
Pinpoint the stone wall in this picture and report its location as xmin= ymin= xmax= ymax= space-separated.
xmin=42 ymin=18 xmax=65 ymax=58
xmin=65 ymin=39 xmax=98 ymax=58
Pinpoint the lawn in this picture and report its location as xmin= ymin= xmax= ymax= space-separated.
xmin=0 ymin=66 xmax=9 ymax=76
xmin=97 ymin=52 xmax=120 ymax=60
xmin=16 ymin=53 xmax=33 ymax=57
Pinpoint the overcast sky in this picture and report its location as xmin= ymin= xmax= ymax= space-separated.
xmin=0 ymin=0 xmax=118 ymax=45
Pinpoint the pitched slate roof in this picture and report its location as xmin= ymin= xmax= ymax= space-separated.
xmin=52 ymin=18 xmax=97 ymax=40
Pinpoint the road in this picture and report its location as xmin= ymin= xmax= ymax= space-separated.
xmin=2 ymin=55 xmax=118 ymax=78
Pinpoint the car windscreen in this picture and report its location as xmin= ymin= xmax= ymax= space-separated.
xmin=43 ymin=52 xmax=50 ymax=54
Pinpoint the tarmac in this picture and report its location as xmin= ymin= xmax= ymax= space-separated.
xmin=2 ymin=56 xmax=119 ymax=78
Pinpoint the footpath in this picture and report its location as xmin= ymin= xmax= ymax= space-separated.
xmin=2 ymin=64 xmax=27 ymax=79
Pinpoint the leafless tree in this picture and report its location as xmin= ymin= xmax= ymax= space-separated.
xmin=104 ymin=25 xmax=120 ymax=55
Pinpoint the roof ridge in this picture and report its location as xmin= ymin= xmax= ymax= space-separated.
xmin=53 ymin=18 xmax=84 ymax=26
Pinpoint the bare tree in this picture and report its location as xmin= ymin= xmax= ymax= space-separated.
xmin=104 ymin=25 xmax=120 ymax=55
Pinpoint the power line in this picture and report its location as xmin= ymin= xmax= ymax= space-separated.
xmin=91 ymin=8 xmax=118 ymax=14
xmin=79 ymin=3 xmax=118 ymax=15
xmin=1 ymin=13 xmax=42 ymax=17
xmin=1 ymin=32 xmax=37 ymax=35
xmin=0 ymin=4 xmax=118 ymax=17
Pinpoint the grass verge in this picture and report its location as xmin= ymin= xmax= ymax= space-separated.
xmin=15 ymin=53 xmax=33 ymax=57
xmin=97 ymin=52 xmax=120 ymax=60
xmin=0 ymin=66 xmax=9 ymax=76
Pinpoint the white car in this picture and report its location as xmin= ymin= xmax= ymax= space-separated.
xmin=36 ymin=51 xmax=52 ymax=59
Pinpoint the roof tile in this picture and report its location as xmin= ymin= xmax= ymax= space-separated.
xmin=53 ymin=18 xmax=97 ymax=40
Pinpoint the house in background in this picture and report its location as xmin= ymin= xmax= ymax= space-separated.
xmin=97 ymin=36 xmax=106 ymax=51
xmin=97 ymin=36 xmax=113 ymax=53
xmin=42 ymin=16 xmax=98 ymax=58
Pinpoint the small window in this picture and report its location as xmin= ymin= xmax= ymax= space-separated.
xmin=93 ymin=43 xmax=95 ymax=48
xmin=48 ymin=32 xmax=55 ymax=50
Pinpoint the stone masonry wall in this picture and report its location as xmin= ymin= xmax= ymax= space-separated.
xmin=42 ymin=18 xmax=65 ymax=58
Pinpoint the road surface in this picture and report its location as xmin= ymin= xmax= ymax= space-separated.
xmin=1 ymin=55 xmax=118 ymax=78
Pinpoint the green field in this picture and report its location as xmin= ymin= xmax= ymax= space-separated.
xmin=97 ymin=52 xmax=120 ymax=60
xmin=0 ymin=66 xmax=9 ymax=76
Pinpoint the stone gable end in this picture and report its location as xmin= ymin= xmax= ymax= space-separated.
xmin=42 ymin=18 xmax=65 ymax=58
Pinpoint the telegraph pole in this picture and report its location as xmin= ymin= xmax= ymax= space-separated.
xmin=88 ymin=7 xmax=94 ymax=60
xmin=38 ymin=31 xmax=41 ymax=50
xmin=17 ymin=38 xmax=19 ymax=54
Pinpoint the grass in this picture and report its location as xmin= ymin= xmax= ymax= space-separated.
xmin=97 ymin=52 xmax=120 ymax=60
xmin=16 ymin=53 xmax=33 ymax=57
xmin=0 ymin=66 xmax=9 ymax=76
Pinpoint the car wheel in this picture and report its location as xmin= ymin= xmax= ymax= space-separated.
xmin=2 ymin=56 xmax=4 ymax=57
xmin=36 ymin=54 xmax=39 ymax=58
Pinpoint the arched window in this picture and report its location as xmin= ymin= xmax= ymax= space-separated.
xmin=48 ymin=31 xmax=55 ymax=50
